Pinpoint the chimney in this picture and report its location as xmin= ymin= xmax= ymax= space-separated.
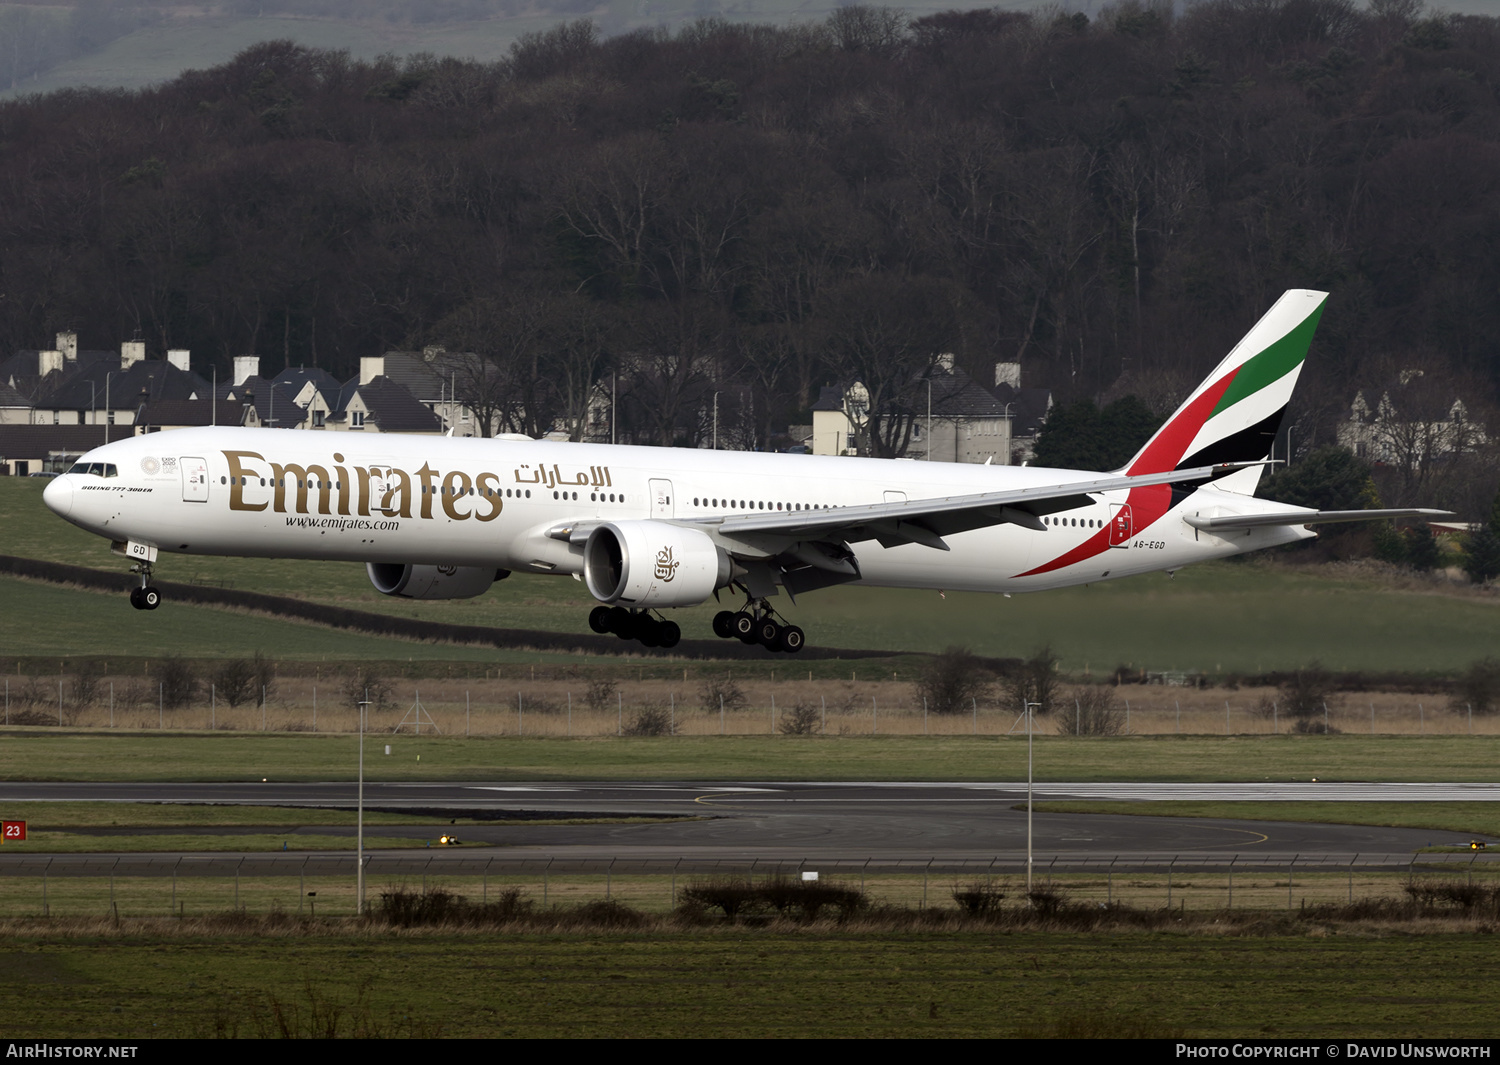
xmin=166 ymin=349 xmax=190 ymax=372
xmin=360 ymin=355 xmax=385 ymax=386
xmin=233 ymin=355 xmax=260 ymax=387
xmin=56 ymin=332 xmax=77 ymax=363
xmin=39 ymin=350 xmax=63 ymax=377
xmin=120 ymin=340 xmax=146 ymax=371
xmin=994 ymin=362 xmax=1021 ymax=389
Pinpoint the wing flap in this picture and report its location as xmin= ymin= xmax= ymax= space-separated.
xmin=709 ymin=461 xmax=1262 ymax=548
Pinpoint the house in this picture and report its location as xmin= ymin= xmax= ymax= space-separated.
xmin=0 ymin=382 xmax=32 ymax=425
xmin=134 ymin=397 xmax=250 ymax=433
xmin=1337 ymin=373 xmax=1487 ymax=467
xmin=811 ymin=358 xmax=1051 ymax=464
xmin=325 ymin=375 xmax=444 ymax=434
xmin=2 ymin=333 xmax=210 ymax=430
xmin=357 ymin=349 xmax=496 ymax=436
xmin=217 ymin=358 xmax=307 ymax=429
xmin=0 ymin=425 xmax=114 ymax=476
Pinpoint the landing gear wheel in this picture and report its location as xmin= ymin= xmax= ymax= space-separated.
xmin=588 ymin=605 xmax=612 ymax=634
xmin=129 ymin=587 xmax=144 ymax=610
xmin=608 ymin=606 xmax=632 ymax=639
xmin=732 ymin=611 xmax=757 ymax=643
xmin=141 ymin=586 xmax=161 ymax=610
xmin=778 ymin=625 xmax=805 ymax=654
xmin=712 ymin=610 xmax=735 ymax=639
xmin=658 ymin=620 xmax=681 ymax=649
xmin=637 ymin=616 xmax=662 ymax=648
xmin=756 ymin=618 xmax=782 ymax=650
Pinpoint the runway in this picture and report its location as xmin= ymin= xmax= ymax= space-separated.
xmin=1 ymin=781 xmax=1495 ymax=874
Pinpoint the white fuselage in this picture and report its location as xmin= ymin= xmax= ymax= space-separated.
xmin=44 ymin=427 xmax=1312 ymax=599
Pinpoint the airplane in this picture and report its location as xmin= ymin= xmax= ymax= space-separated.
xmin=42 ymin=289 xmax=1451 ymax=653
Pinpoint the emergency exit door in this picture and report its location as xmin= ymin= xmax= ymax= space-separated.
xmin=1108 ymin=503 xmax=1133 ymax=547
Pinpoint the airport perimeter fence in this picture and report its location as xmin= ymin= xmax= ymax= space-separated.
xmin=1 ymin=851 xmax=1497 ymax=919
xmin=8 ymin=678 xmax=1500 ymax=737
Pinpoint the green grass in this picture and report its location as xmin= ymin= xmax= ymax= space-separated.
xmin=6 ymin=477 xmax=1500 ymax=671
xmin=3 ymin=730 xmax=1500 ymax=782
xmin=0 ymin=802 xmax=439 ymax=828
xmin=18 ymin=832 xmax=445 ymax=853
xmin=2 ymin=932 xmax=1499 ymax=1038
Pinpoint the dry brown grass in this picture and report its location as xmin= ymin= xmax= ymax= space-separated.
xmin=8 ymin=670 xmax=1498 ymax=736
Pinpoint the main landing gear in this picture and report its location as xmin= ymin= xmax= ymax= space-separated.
xmin=711 ymin=602 xmax=805 ymax=654
xmin=589 ymin=605 xmax=682 ymax=649
xmin=128 ymin=561 xmax=161 ymax=611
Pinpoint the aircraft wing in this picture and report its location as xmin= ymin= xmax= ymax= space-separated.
xmin=1185 ymin=508 xmax=1455 ymax=532
xmin=707 ymin=461 xmax=1264 ymax=552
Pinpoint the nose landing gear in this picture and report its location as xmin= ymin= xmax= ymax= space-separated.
xmin=712 ymin=602 xmax=804 ymax=653
xmin=128 ymin=561 xmax=161 ymax=611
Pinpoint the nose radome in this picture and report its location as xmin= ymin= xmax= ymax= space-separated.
xmin=43 ymin=474 xmax=73 ymax=518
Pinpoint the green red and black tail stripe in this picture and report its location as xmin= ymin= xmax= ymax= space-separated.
xmin=1017 ymin=291 xmax=1327 ymax=578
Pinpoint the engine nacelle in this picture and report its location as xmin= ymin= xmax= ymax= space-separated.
xmin=366 ymin=563 xmax=506 ymax=600
xmin=583 ymin=521 xmax=730 ymax=608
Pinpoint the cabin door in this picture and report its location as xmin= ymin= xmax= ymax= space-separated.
xmin=182 ymin=456 xmax=209 ymax=503
xmin=650 ymin=479 xmax=674 ymax=518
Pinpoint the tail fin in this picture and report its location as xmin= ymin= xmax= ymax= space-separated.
xmin=1121 ymin=289 xmax=1328 ymax=494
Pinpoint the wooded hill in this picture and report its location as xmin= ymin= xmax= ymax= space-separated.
xmin=2 ymin=1 xmax=1498 ymax=502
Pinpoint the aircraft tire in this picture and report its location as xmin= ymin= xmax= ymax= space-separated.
xmin=141 ymin=587 xmax=162 ymax=610
xmin=712 ymin=611 xmax=735 ymax=639
xmin=637 ymin=616 xmax=662 ymax=647
xmin=778 ymin=625 xmax=805 ymax=654
xmin=588 ymin=606 xmax=612 ymax=634
xmin=658 ymin=620 xmax=682 ymax=648
xmin=756 ymin=619 xmax=782 ymax=649
xmin=129 ymin=587 xmax=144 ymax=610
xmin=731 ymin=611 xmax=757 ymax=641
xmin=608 ymin=606 xmax=632 ymax=637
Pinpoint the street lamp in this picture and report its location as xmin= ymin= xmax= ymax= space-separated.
xmin=357 ymin=689 xmax=369 ymax=914
xmin=1024 ymin=698 xmax=1041 ymax=897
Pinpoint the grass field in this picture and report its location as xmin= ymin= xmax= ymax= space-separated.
xmin=3 ymin=928 xmax=1499 ymax=1038
xmin=5 ymin=868 xmax=1497 ymax=921
xmin=3 ymin=731 xmax=1499 ymax=782
xmin=4 ymin=477 xmax=1499 ymax=672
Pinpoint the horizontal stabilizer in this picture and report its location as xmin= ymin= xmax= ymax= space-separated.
xmin=1185 ymin=508 xmax=1455 ymax=532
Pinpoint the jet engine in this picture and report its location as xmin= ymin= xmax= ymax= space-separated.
xmin=366 ymin=562 xmax=506 ymax=600
xmin=583 ymin=521 xmax=730 ymax=608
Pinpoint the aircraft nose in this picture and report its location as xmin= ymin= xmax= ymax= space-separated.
xmin=43 ymin=474 xmax=73 ymax=518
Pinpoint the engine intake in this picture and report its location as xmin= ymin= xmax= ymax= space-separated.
xmin=583 ymin=521 xmax=729 ymax=608
xmin=366 ymin=563 xmax=506 ymax=600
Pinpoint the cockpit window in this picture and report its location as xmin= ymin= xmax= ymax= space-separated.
xmin=65 ymin=462 xmax=117 ymax=477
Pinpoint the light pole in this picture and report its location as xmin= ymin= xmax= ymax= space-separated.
xmin=1024 ymin=698 xmax=1040 ymax=897
xmin=712 ymin=391 xmax=721 ymax=450
xmin=356 ymin=690 xmax=369 ymax=915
